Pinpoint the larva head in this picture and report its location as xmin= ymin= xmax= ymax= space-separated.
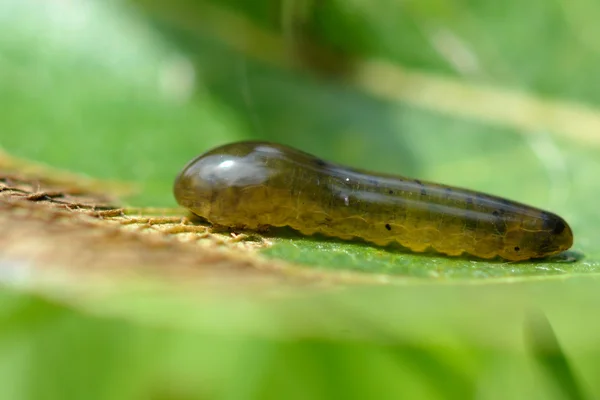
xmin=173 ymin=154 xmax=215 ymax=219
xmin=501 ymin=212 xmax=573 ymax=261
xmin=173 ymin=142 xmax=277 ymax=222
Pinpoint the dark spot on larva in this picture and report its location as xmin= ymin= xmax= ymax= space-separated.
xmin=553 ymin=219 xmax=566 ymax=235
xmin=444 ymin=187 xmax=453 ymax=197
xmin=541 ymin=213 xmax=555 ymax=231
xmin=466 ymin=197 xmax=474 ymax=206
xmin=414 ymin=180 xmax=427 ymax=196
xmin=492 ymin=210 xmax=500 ymax=217
xmin=514 ymin=246 xmax=520 ymax=252
xmin=314 ymin=158 xmax=327 ymax=167
xmin=385 ymin=223 xmax=392 ymax=231
xmin=541 ymin=213 xmax=566 ymax=235
xmin=388 ymin=190 xmax=394 ymax=195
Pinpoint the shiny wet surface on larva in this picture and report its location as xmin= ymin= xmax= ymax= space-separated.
xmin=174 ymin=142 xmax=573 ymax=261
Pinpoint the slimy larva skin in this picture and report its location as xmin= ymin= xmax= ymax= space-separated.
xmin=174 ymin=141 xmax=573 ymax=261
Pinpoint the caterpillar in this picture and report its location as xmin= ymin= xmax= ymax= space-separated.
xmin=173 ymin=141 xmax=573 ymax=261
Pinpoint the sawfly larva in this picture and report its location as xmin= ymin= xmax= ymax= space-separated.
xmin=174 ymin=141 xmax=573 ymax=261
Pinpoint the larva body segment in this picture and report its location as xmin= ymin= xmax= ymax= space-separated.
xmin=174 ymin=141 xmax=573 ymax=261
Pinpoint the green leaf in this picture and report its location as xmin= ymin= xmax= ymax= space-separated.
xmin=2 ymin=0 xmax=600 ymax=399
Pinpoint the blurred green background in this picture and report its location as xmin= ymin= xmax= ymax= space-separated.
xmin=1 ymin=0 xmax=600 ymax=399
